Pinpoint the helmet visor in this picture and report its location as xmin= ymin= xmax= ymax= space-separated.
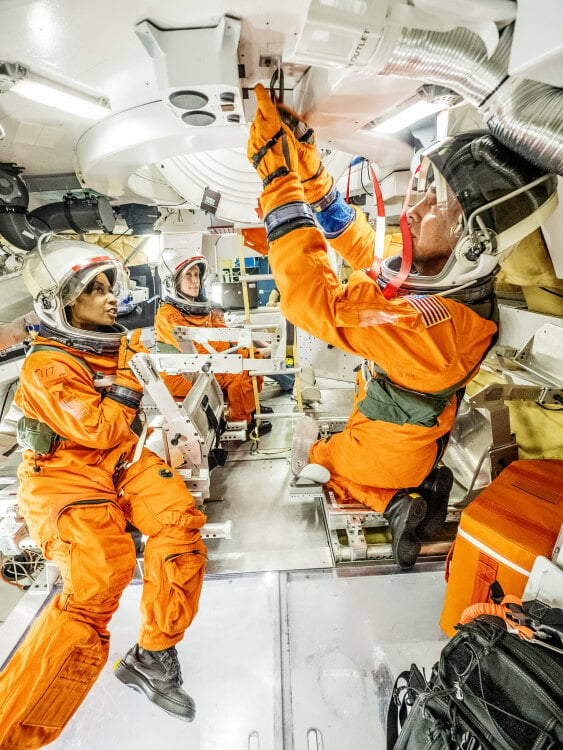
xmin=425 ymin=132 xmax=557 ymax=237
xmin=158 ymin=248 xmax=211 ymax=314
xmin=410 ymin=160 xmax=465 ymax=256
xmin=60 ymin=261 xmax=127 ymax=307
xmin=380 ymin=132 xmax=558 ymax=294
xmin=175 ymin=259 xmax=208 ymax=302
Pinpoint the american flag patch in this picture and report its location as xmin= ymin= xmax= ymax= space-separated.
xmin=404 ymin=294 xmax=452 ymax=327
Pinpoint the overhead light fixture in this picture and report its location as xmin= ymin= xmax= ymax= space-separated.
xmin=371 ymin=100 xmax=446 ymax=134
xmin=0 ymin=61 xmax=110 ymax=120
xmin=370 ymin=85 xmax=463 ymax=135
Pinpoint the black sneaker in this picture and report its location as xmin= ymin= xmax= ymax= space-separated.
xmin=416 ymin=466 xmax=454 ymax=540
xmin=114 ymin=644 xmax=195 ymax=722
xmin=246 ymin=419 xmax=273 ymax=439
xmin=246 ymin=406 xmax=274 ymax=439
xmin=383 ymin=491 xmax=426 ymax=569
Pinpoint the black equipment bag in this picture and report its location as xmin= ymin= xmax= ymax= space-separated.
xmin=387 ymin=615 xmax=563 ymax=750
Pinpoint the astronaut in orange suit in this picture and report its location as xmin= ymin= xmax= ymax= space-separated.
xmin=0 ymin=239 xmax=207 ymax=750
xmin=248 ymin=83 xmax=558 ymax=568
xmin=154 ymin=249 xmax=272 ymax=437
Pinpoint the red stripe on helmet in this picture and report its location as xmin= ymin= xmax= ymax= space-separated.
xmin=174 ymin=255 xmax=207 ymax=272
xmin=71 ymin=256 xmax=115 ymax=272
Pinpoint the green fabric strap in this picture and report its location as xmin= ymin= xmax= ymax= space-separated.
xmin=29 ymin=344 xmax=96 ymax=376
xmin=156 ymin=340 xmax=181 ymax=354
xmin=358 ymin=363 xmax=480 ymax=428
xmin=357 ymin=378 xmax=452 ymax=427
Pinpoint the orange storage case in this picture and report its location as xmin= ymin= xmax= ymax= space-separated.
xmin=440 ymin=459 xmax=563 ymax=637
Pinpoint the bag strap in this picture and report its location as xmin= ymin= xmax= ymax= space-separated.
xmin=386 ymin=669 xmax=410 ymax=750
xmin=386 ymin=665 xmax=427 ymax=750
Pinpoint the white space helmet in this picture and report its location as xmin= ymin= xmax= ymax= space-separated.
xmin=378 ymin=131 xmax=559 ymax=296
xmin=22 ymin=236 xmax=128 ymax=354
xmin=157 ymin=247 xmax=210 ymax=316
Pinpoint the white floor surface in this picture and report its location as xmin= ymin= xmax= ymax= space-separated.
xmin=41 ymin=568 xmax=447 ymax=750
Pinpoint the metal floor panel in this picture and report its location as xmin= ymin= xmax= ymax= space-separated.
xmin=41 ymin=567 xmax=447 ymax=750
xmin=48 ymin=573 xmax=282 ymax=750
xmin=205 ymin=456 xmax=333 ymax=574
xmin=284 ymin=568 xmax=448 ymax=750
xmin=201 ymin=382 xmax=355 ymax=576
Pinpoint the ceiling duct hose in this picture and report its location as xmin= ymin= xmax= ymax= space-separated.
xmin=0 ymin=166 xmax=117 ymax=249
xmin=29 ymin=195 xmax=116 ymax=234
xmin=483 ymin=77 xmax=563 ymax=175
xmin=373 ymin=22 xmax=563 ymax=175
xmin=379 ymin=25 xmax=509 ymax=108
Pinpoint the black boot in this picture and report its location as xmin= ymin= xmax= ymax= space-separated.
xmin=416 ymin=466 xmax=454 ymax=541
xmin=246 ymin=408 xmax=273 ymax=439
xmin=114 ymin=644 xmax=195 ymax=721
xmin=383 ymin=491 xmax=426 ymax=569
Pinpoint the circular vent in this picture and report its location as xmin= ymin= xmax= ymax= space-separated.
xmin=0 ymin=176 xmax=14 ymax=196
xmin=181 ymin=111 xmax=216 ymax=127
xmin=169 ymin=90 xmax=209 ymax=110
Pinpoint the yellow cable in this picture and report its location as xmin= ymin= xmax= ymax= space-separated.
xmin=291 ymin=326 xmax=304 ymax=413
xmin=237 ymin=232 xmax=262 ymax=425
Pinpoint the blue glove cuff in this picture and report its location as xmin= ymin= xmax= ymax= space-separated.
xmin=315 ymin=190 xmax=355 ymax=239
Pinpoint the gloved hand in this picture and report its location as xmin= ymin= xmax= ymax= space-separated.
xmin=276 ymin=103 xmax=334 ymax=207
xmin=248 ymin=84 xmax=306 ymax=216
xmin=248 ymin=83 xmax=298 ymax=185
xmin=107 ymin=330 xmax=149 ymax=410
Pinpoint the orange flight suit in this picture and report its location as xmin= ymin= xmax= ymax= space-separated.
xmin=269 ymin=208 xmax=497 ymax=512
xmin=154 ymin=303 xmax=263 ymax=424
xmin=0 ymin=334 xmax=206 ymax=750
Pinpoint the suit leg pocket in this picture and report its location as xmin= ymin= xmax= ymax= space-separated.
xmin=57 ymin=501 xmax=136 ymax=603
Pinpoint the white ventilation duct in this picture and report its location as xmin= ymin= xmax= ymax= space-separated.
xmin=374 ymin=22 xmax=563 ymax=174
xmin=290 ymin=0 xmax=562 ymax=175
